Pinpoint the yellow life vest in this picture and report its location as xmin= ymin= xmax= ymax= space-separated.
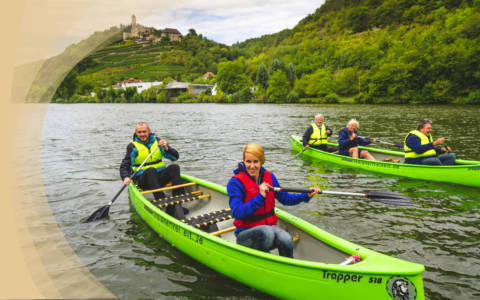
xmin=132 ymin=140 xmax=165 ymax=172
xmin=404 ymin=130 xmax=436 ymax=158
xmin=308 ymin=123 xmax=328 ymax=145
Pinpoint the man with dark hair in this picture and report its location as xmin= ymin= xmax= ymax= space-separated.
xmin=120 ymin=122 xmax=187 ymax=216
xmin=403 ymin=119 xmax=456 ymax=165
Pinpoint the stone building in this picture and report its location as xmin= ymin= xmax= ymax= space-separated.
xmin=123 ymin=15 xmax=153 ymax=40
xmin=123 ymin=15 xmax=182 ymax=43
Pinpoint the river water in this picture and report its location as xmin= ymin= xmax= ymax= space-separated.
xmin=41 ymin=103 xmax=480 ymax=299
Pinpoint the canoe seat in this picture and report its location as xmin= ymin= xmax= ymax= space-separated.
xmin=383 ymin=157 xmax=401 ymax=163
xmin=150 ymin=191 xmax=211 ymax=219
xmin=151 ymin=191 xmax=211 ymax=208
xmin=182 ymin=208 xmax=232 ymax=233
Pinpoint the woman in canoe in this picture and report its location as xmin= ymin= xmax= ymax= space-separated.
xmin=227 ymin=143 xmax=320 ymax=258
xmin=338 ymin=119 xmax=377 ymax=160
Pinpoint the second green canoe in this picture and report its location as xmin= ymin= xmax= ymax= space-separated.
xmin=291 ymin=135 xmax=480 ymax=187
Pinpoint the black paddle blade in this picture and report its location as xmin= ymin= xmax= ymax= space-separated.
xmin=85 ymin=205 xmax=110 ymax=222
xmin=366 ymin=191 xmax=413 ymax=206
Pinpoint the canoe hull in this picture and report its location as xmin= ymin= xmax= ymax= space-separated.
xmin=129 ymin=174 xmax=424 ymax=299
xmin=291 ymin=135 xmax=480 ymax=187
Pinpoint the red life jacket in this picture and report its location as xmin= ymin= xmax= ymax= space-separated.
xmin=233 ymin=171 xmax=277 ymax=228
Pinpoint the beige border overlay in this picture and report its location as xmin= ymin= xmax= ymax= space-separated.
xmin=2 ymin=0 xmax=115 ymax=298
xmin=0 ymin=0 xmax=180 ymax=298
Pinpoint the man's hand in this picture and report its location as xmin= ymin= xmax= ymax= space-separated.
xmin=433 ymin=137 xmax=445 ymax=146
xmin=441 ymin=146 xmax=452 ymax=153
xmin=123 ymin=177 xmax=132 ymax=185
xmin=370 ymin=138 xmax=377 ymax=143
xmin=158 ymin=139 xmax=168 ymax=150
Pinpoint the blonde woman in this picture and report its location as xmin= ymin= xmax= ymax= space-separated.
xmin=227 ymin=143 xmax=320 ymax=258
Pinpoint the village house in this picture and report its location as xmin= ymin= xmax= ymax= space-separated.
xmin=165 ymin=81 xmax=215 ymax=97
xmin=112 ymin=78 xmax=214 ymax=97
xmin=113 ymin=78 xmax=163 ymax=93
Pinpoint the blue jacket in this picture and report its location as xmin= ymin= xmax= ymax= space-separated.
xmin=403 ymin=134 xmax=440 ymax=164
xmin=338 ymin=127 xmax=371 ymax=155
xmin=227 ymin=162 xmax=311 ymax=236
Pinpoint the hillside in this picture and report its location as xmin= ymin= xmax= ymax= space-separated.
xmin=54 ymin=0 xmax=480 ymax=104
xmin=228 ymin=0 xmax=480 ymax=104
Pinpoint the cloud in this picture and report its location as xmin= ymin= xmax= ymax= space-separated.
xmin=144 ymin=0 xmax=325 ymax=44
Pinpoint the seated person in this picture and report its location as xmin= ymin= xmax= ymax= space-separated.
xmin=403 ymin=119 xmax=456 ymax=165
xmin=302 ymin=113 xmax=337 ymax=152
xmin=338 ymin=119 xmax=376 ymax=160
xmin=120 ymin=122 xmax=186 ymax=216
xmin=227 ymin=143 xmax=320 ymax=258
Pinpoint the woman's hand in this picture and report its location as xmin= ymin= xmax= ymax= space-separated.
xmin=308 ymin=187 xmax=322 ymax=198
xmin=259 ymin=182 xmax=272 ymax=197
xmin=350 ymin=133 xmax=357 ymax=140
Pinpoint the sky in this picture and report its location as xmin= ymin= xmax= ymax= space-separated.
xmin=143 ymin=0 xmax=326 ymax=45
xmin=15 ymin=0 xmax=326 ymax=65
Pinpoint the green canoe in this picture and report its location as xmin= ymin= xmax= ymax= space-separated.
xmin=292 ymin=135 xmax=480 ymax=188
xmin=129 ymin=173 xmax=425 ymax=300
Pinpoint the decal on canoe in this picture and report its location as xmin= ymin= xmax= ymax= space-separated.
xmin=322 ymin=270 xmax=364 ymax=283
xmin=351 ymin=159 xmax=400 ymax=169
xmin=143 ymin=204 xmax=203 ymax=244
xmin=386 ymin=276 xmax=416 ymax=300
xmin=467 ymin=166 xmax=480 ymax=171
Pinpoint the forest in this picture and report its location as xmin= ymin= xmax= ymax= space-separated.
xmin=52 ymin=0 xmax=480 ymax=104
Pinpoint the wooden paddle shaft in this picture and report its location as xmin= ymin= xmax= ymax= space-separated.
xmin=140 ymin=182 xmax=196 ymax=194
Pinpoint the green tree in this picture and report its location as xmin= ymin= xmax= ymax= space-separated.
xmin=216 ymin=60 xmax=251 ymax=94
xmin=124 ymin=86 xmax=137 ymax=101
xmin=305 ymin=69 xmax=335 ymax=97
xmin=267 ymin=70 xmax=290 ymax=102
xmin=270 ymin=58 xmax=285 ymax=75
xmin=286 ymin=63 xmax=296 ymax=87
xmin=256 ymin=63 xmax=269 ymax=89
xmin=333 ymin=67 xmax=358 ymax=95
xmin=55 ymin=69 xmax=78 ymax=100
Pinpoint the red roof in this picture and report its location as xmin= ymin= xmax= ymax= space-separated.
xmin=163 ymin=28 xmax=181 ymax=35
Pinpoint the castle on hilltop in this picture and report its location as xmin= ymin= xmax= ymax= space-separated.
xmin=123 ymin=15 xmax=182 ymax=43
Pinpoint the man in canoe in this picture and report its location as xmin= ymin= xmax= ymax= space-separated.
xmin=302 ymin=113 xmax=337 ymax=152
xmin=338 ymin=119 xmax=377 ymax=160
xmin=120 ymin=122 xmax=186 ymax=214
xmin=227 ymin=143 xmax=320 ymax=258
xmin=403 ymin=119 xmax=456 ymax=165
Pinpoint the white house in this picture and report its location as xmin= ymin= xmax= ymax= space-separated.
xmin=113 ymin=78 xmax=163 ymax=93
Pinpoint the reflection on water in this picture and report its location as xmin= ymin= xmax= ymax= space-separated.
xmin=42 ymin=103 xmax=480 ymax=299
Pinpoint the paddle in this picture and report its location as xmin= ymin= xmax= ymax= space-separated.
xmin=375 ymin=139 xmax=403 ymax=149
xmin=270 ymin=187 xmax=412 ymax=206
xmin=332 ymin=135 xmax=403 ymax=149
xmin=86 ymin=143 xmax=160 ymax=222
xmin=294 ymin=137 xmax=322 ymax=158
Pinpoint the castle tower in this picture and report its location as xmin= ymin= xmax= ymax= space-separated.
xmin=131 ymin=14 xmax=138 ymax=36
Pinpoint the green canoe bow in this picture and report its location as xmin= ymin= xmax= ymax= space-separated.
xmin=129 ymin=173 xmax=425 ymax=299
